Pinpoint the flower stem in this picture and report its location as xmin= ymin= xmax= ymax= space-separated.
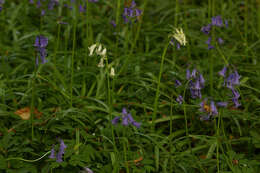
xmin=151 ymin=42 xmax=169 ymax=131
xmin=70 ymin=18 xmax=77 ymax=108
xmin=7 ymin=151 xmax=51 ymax=162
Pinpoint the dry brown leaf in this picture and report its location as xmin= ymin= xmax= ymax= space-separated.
xmin=14 ymin=107 xmax=42 ymax=120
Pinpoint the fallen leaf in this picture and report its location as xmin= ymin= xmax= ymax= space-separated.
xmin=8 ymin=128 xmax=16 ymax=133
xmin=134 ymin=156 xmax=143 ymax=164
xmin=14 ymin=107 xmax=42 ymax=120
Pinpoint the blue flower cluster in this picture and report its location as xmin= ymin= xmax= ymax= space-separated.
xmin=201 ymin=16 xmax=228 ymax=49
xmin=112 ymin=108 xmax=141 ymax=128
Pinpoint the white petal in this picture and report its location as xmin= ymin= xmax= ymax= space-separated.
xmin=110 ymin=67 xmax=115 ymax=77
xmin=88 ymin=44 xmax=96 ymax=56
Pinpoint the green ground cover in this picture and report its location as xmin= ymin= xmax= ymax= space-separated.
xmin=0 ymin=0 xmax=259 ymax=172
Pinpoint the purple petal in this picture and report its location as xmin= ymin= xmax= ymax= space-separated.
xmin=111 ymin=116 xmax=120 ymax=125
xmin=175 ymin=79 xmax=182 ymax=87
xmin=176 ymin=95 xmax=183 ymax=104
xmin=49 ymin=145 xmax=56 ymax=159
xmin=217 ymin=102 xmax=228 ymax=107
xmin=132 ymin=121 xmax=141 ymax=128
xmin=218 ymin=37 xmax=224 ymax=44
xmin=186 ymin=69 xmax=191 ymax=80
xmin=122 ymin=108 xmax=127 ymax=116
xmin=191 ymin=69 xmax=197 ymax=78
xmin=210 ymin=101 xmax=218 ymax=116
xmin=122 ymin=115 xmax=129 ymax=126
xmin=218 ymin=66 xmax=227 ymax=77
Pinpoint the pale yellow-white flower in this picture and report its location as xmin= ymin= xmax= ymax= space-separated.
xmin=88 ymin=44 xmax=97 ymax=56
xmin=110 ymin=67 xmax=115 ymax=77
xmin=89 ymin=43 xmax=107 ymax=57
xmin=170 ymin=28 xmax=187 ymax=46
xmin=97 ymin=48 xmax=106 ymax=57
xmin=97 ymin=57 xmax=105 ymax=68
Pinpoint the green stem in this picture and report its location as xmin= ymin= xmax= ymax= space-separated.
xmin=76 ymin=128 xmax=80 ymax=155
xmin=174 ymin=0 xmax=179 ymax=26
xmin=257 ymin=0 xmax=260 ymax=38
xmin=30 ymin=53 xmax=37 ymax=140
xmin=216 ymin=44 xmax=229 ymax=66
xmin=7 ymin=151 xmax=51 ymax=162
xmin=169 ymin=94 xmax=174 ymax=172
xmin=115 ymin=0 xmax=121 ymax=57
xmin=210 ymin=0 xmax=215 ymax=96
xmin=244 ymin=0 xmax=248 ymax=56
xmin=123 ymin=138 xmax=129 ymax=173
xmin=105 ymin=58 xmax=117 ymax=153
xmin=216 ymin=112 xmax=221 ymax=173
xmin=53 ymin=24 xmax=61 ymax=69
xmin=82 ymin=0 xmax=90 ymax=96
xmin=151 ymin=43 xmax=169 ymax=131
xmin=182 ymin=80 xmax=192 ymax=154
xmin=70 ymin=19 xmax=77 ymax=107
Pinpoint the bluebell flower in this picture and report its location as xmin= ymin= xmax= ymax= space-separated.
xmin=225 ymin=70 xmax=240 ymax=89
xmin=211 ymin=16 xmax=223 ymax=27
xmin=210 ymin=101 xmax=218 ymax=116
xmin=199 ymin=74 xmax=205 ymax=87
xmin=191 ymin=69 xmax=197 ymax=78
xmin=201 ymin=15 xmax=228 ymax=49
xmin=221 ymin=68 xmax=241 ymax=108
xmin=225 ymin=20 xmax=228 ymax=27
xmin=79 ymin=4 xmax=86 ymax=13
xmin=122 ymin=0 xmax=142 ymax=24
xmin=111 ymin=116 xmax=120 ymax=125
xmin=232 ymin=97 xmax=241 ymax=108
xmin=175 ymin=79 xmax=182 ymax=87
xmin=34 ymin=35 xmax=48 ymax=65
xmin=49 ymin=139 xmax=67 ymax=163
xmin=132 ymin=121 xmax=141 ymax=128
xmin=231 ymin=88 xmax=240 ymax=99
xmin=201 ymin=24 xmax=211 ymax=35
xmin=187 ymin=69 xmax=205 ymax=99
xmin=48 ymin=0 xmax=59 ymax=10
xmin=206 ymin=37 xmax=214 ymax=49
xmin=217 ymin=102 xmax=228 ymax=107
xmin=34 ymin=35 xmax=48 ymax=48
xmin=111 ymin=108 xmax=141 ymax=128
xmin=176 ymin=95 xmax=183 ymax=104
xmin=36 ymin=0 xmax=41 ymax=8
xmin=41 ymin=9 xmax=45 ymax=16
xmin=199 ymin=99 xmax=218 ymax=121
xmin=122 ymin=114 xmax=129 ymax=126
xmin=110 ymin=20 xmax=116 ymax=27
xmin=218 ymin=37 xmax=224 ymax=44
xmin=56 ymin=139 xmax=67 ymax=163
xmin=218 ymin=66 xmax=227 ymax=77
xmin=49 ymin=145 xmax=56 ymax=159
xmin=186 ymin=69 xmax=191 ymax=80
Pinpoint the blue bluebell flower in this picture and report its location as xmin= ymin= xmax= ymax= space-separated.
xmin=111 ymin=108 xmax=141 ymax=128
xmin=122 ymin=0 xmax=142 ymax=24
xmin=175 ymin=79 xmax=182 ymax=87
xmin=218 ymin=66 xmax=227 ymax=77
xmin=56 ymin=139 xmax=67 ymax=163
xmin=34 ymin=35 xmax=48 ymax=65
xmin=49 ymin=139 xmax=67 ymax=163
xmin=211 ymin=16 xmax=223 ymax=27
xmin=217 ymin=102 xmax=228 ymax=107
xmin=176 ymin=95 xmax=183 ymax=104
